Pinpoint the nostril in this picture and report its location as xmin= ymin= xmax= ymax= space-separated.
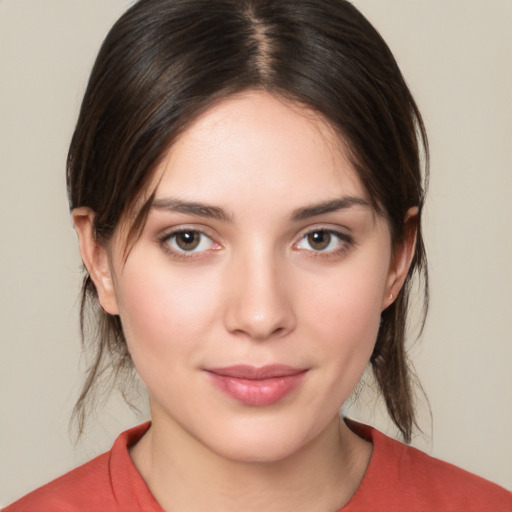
xmin=272 ymin=326 xmax=285 ymax=336
xmin=227 ymin=316 xmax=293 ymax=341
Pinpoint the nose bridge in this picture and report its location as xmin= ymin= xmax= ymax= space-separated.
xmin=224 ymin=242 xmax=295 ymax=340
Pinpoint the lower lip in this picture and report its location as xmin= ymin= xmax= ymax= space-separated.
xmin=207 ymin=371 xmax=307 ymax=406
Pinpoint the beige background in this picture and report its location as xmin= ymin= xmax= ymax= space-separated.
xmin=1 ymin=0 xmax=511 ymax=505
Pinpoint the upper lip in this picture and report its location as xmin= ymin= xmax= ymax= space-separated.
xmin=205 ymin=365 xmax=307 ymax=380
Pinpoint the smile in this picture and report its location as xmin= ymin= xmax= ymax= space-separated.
xmin=205 ymin=365 xmax=308 ymax=406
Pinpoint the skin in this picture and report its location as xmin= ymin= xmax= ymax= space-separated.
xmin=74 ymin=91 xmax=417 ymax=512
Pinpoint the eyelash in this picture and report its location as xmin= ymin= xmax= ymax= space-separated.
xmin=159 ymin=228 xmax=220 ymax=261
xmin=294 ymin=228 xmax=354 ymax=258
xmin=158 ymin=227 xmax=354 ymax=261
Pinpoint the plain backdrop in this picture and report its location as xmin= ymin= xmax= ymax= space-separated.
xmin=1 ymin=0 xmax=511 ymax=505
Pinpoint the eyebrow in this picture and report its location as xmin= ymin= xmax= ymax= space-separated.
xmin=151 ymin=198 xmax=232 ymax=222
xmin=151 ymin=196 xmax=370 ymax=223
xmin=291 ymin=197 xmax=370 ymax=221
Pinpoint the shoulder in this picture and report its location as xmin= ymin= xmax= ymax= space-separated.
xmin=3 ymin=451 xmax=114 ymax=512
xmin=345 ymin=421 xmax=512 ymax=512
xmin=3 ymin=423 xmax=160 ymax=512
xmin=387 ymin=435 xmax=512 ymax=510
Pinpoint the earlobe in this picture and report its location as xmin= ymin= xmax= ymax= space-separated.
xmin=382 ymin=207 xmax=418 ymax=310
xmin=72 ymin=207 xmax=119 ymax=315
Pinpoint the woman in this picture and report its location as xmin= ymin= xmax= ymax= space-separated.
xmin=5 ymin=0 xmax=511 ymax=510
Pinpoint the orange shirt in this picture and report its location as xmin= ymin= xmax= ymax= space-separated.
xmin=5 ymin=422 xmax=511 ymax=511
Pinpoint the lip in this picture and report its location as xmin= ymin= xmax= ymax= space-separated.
xmin=205 ymin=365 xmax=308 ymax=406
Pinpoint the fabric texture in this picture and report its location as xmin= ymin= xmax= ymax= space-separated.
xmin=5 ymin=421 xmax=512 ymax=511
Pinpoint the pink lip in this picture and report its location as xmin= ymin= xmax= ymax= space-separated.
xmin=205 ymin=365 xmax=308 ymax=406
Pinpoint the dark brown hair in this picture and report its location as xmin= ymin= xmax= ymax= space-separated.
xmin=68 ymin=0 xmax=429 ymax=442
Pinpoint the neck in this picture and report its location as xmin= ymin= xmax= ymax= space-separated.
xmin=130 ymin=411 xmax=371 ymax=512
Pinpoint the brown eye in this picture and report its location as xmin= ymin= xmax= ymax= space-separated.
xmin=161 ymin=229 xmax=217 ymax=258
xmin=175 ymin=231 xmax=201 ymax=251
xmin=295 ymin=229 xmax=351 ymax=254
xmin=307 ymin=230 xmax=331 ymax=251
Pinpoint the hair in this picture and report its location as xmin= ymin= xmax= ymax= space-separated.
xmin=68 ymin=0 xmax=429 ymax=442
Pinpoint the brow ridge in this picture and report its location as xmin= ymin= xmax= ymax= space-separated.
xmin=151 ymin=198 xmax=232 ymax=222
xmin=152 ymin=196 xmax=369 ymax=223
xmin=291 ymin=197 xmax=370 ymax=221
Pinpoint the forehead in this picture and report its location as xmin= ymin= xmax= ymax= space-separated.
xmin=152 ymin=91 xmax=367 ymax=209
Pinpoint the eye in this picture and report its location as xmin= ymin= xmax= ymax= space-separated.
xmin=163 ymin=230 xmax=216 ymax=254
xmin=295 ymin=229 xmax=351 ymax=253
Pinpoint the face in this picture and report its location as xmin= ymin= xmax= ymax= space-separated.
xmin=81 ymin=91 xmax=410 ymax=463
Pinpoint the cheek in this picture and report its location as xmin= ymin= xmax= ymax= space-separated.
xmin=113 ymin=259 xmax=222 ymax=372
xmin=300 ymin=255 xmax=389 ymax=366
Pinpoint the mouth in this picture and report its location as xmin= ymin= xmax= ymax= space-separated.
xmin=204 ymin=365 xmax=308 ymax=406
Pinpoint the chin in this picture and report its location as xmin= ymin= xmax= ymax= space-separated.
xmin=201 ymin=417 xmax=324 ymax=465
xmin=213 ymin=438 xmax=303 ymax=464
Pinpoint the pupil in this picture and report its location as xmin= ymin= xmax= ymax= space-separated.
xmin=176 ymin=232 xmax=200 ymax=250
xmin=308 ymin=231 xmax=330 ymax=250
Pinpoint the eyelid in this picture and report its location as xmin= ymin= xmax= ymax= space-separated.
xmin=158 ymin=226 xmax=222 ymax=259
xmin=293 ymin=226 xmax=354 ymax=254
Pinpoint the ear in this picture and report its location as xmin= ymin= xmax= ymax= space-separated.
xmin=382 ymin=207 xmax=418 ymax=310
xmin=72 ymin=207 xmax=119 ymax=315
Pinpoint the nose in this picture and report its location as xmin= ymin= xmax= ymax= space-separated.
xmin=224 ymin=248 xmax=296 ymax=341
